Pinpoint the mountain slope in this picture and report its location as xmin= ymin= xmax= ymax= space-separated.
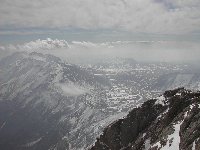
xmin=0 ymin=52 xmax=111 ymax=150
xmin=90 ymin=88 xmax=200 ymax=150
xmin=1 ymin=52 xmax=200 ymax=150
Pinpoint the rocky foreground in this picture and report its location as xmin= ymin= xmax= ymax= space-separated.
xmin=90 ymin=88 xmax=200 ymax=150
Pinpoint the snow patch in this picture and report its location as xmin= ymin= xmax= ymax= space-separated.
xmin=157 ymin=107 xmax=169 ymax=119
xmin=24 ymin=137 xmax=42 ymax=147
xmin=155 ymin=95 xmax=166 ymax=106
xmin=190 ymin=104 xmax=195 ymax=110
xmin=144 ymin=138 xmax=151 ymax=150
xmin=0 ymin=121 xmax=6 ymax=130
xmin=143 ymin=133 xmax=146 ymax=138
xmin=176 ymin=92 xmax=182 ymax=96
xmin=151 ymin=121 xmax=183 ymax=150
xmin=184 ymin=111 xmax=188 ymax=118
xmin=192 ymin=141 xmax=196 ymax=150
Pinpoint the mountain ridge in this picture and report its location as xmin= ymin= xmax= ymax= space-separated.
xmin=1 ymin=52 xmax=200 ymax=150
xmin=0 ymin=52 xmax=110 ymax=150
xmin=90 ymin=88 xmax=200 ymax=150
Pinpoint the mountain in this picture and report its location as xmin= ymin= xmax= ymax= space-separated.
xmin=1 ymin=51 xmax=200 ymax=150
xmin=90 ymin=88 xmax=200 ymax=150
xmin=0 ymin=52 xmax=112 ymax=150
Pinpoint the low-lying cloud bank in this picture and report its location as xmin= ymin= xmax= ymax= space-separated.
xmin=57 ymin=83 xmax=90 ymax=96
xmin=1 ymin=38 xmax=200 ymax=64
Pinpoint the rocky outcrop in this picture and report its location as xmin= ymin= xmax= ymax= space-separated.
xmin=90 ymin=88 xmax=200 ymax=150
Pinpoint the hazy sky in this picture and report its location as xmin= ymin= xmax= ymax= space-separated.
xmin=0 ymin=0 xmax=200 ymax=43
xmin=0 ymin=38 xmax=199 ymax=63
xmin=0 ymin=0 xmax=199 ymax=63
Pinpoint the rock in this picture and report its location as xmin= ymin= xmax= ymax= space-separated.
xmin=90 ymin=88 xmax=200 ymax=150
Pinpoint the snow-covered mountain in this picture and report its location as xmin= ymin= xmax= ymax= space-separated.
xmin=91 ymin=88 xmax=200 ymax=150
xmin=0 ymin=51 xmax=200 ymax=150
xmin=0 ymin=52 xmax=112 ymax=150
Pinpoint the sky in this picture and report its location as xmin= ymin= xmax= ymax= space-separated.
xmin=0 ymin=0 xmax=200 ymax=41
xmin=0 ymin=0 xmax=200 ymax=63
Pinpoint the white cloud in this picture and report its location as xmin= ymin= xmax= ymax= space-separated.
xmin=17 ymin=38 xmax=69 ymax=50
xmin=6 ymin=38 xmax=132 ymax=51
xmin=5 ymin=38 xmax=154 ymax=51
xmin=0 ymin=0 xmax=199 ymax=34
xmin=71 ymin=41 xmax=100 ymax=48
xmin=58 ymin=83 xmax=89 ymax=96
xmin=3 ymin=38 xmax=200 ymax=63
xmin=0 ymin=46 xmax=5 ymax=51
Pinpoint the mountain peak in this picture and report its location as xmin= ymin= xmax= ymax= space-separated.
xmin=90 ymin=88 xmax=200 ymax=150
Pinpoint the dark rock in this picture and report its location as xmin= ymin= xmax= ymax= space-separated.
xmin=90 ymin=88 xmax=200 ymax=150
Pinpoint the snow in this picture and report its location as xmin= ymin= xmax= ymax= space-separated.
xmin=157 ymin=108 xmax=169 ymax=119
xmin=176 ymin=92 xmax=182 ymax=96
xmin=143 ymin=133 xmax=146 ymax=138
xmin=1 ymin=50 xmax=196 ymax=150
xmin=184 ymin=104 xmax=197 ymax=118
xmin=151 ymin=121 xmax=183 ymax=150
xmin=155 ymin=95 xmax=166 ymax=106
xmin=192 ymin=141 xmax=196 ymax=150
xmin=184 ymin=103 xmax=199 ymax=119
xmin=24 ymin=137 xmax=42 ymax=147
xmin=184 ymin=111 xmax=188 ymax=118
xmin=152 ymin=141 xmax=162 ymax=149
xmin=190 ymin=104 xmax=195 ymax=110
xmin=144 ymin=139 xmax=151 ymax=150
xmin=0 ymin=121 xmax=6 ymax=130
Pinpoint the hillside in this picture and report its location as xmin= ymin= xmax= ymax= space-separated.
xmin=90 ymin=88 xmax=200 ymax=150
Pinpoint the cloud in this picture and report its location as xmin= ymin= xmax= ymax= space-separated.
xmin=57 ymin=83 xmax=89 ymax=96
xmin=0 ymin=0 xmax=200 ymax=34
xmin=0 ymin=46 xmax=5 ymax=51
xmin=3 ymin=38 xmax=200 ymax=64
xmin=71 ymin=41 xmax=100 ymax=48
xmin=5 ymin=38 xmax=131 ymax=51
xmin=17 ymin=38 xmax=69 ymax=50
xmin=4 ymin=38 xmax=158 ymax=52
